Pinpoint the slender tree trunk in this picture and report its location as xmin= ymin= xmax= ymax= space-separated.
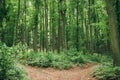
xmin=51 ymin=0 xmax=56 ymax=51
xmin=42 ymin=11 xmax=45 ymax=51
xmin=88 ymin=0 xmax=93 ymax=52
xmin=0 ymin=0 xmax=2 ymax=6
xmin=61 ymin=0 xmax=67 ymax=50
xmin=24 ymin=0 xmax=27 ymax=44
xmin=85 ymin=10 xmax=89 ymax=51
xmin=116 ymin=0 xmax=120 ymax=43
xmin=57 ymin=0 xmax=61 ymax=53
xmin=33 ymin=0 xmax=39 ymax=52
xmin=15 ymin=0 xmax=20 ymax=44
xmin=76 ymin=0 xmax=79 ymax=51
xmin=44 ymin=0 xmax=49 ymax=52
xmin=0 ymin=0 xmax=5 ymax=43
xmin=91 ymin=0 xmax=96 ymax=52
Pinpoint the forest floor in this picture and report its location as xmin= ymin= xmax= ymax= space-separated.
xmin=23 ymin=64 xmax=98 ymax=80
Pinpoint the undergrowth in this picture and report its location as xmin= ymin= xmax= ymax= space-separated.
xmin=14 ymin=44 xmax=118 ymax=80
xmin=18 ymin=49 xmax=111 ymax=70
xmin=92 ymin=63 xmax=120 ymax=80
xmin=91 ymin=53 xmax=120 ymax=80
xmin=0 ymin=44 xmax=28 ymax=80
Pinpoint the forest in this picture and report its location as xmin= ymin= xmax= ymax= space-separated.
xmin=0 ymin=0 xmax=120 ymax=80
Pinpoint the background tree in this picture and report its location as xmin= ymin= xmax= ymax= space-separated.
xmin=0 ymin=0 xmax=112 ymax=55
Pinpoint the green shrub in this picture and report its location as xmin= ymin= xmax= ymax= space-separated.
xmin=66 ymin=51 xmax=86 ymax=64
xmin=86 ymin=54 xmax=101 ymax=63
xmin=23 ymin=51 xmax=72 ymax=69
xmin=51 ymin=53 xmax=72 ymax=69
xmin=70 ymin=55 xmax=85 ymax=64
xmin=52 ymin=61 xmax=72 ymax=70
xmin=92 ymin=64 xmax=120 ymax=80
xmin=27 ymin=52 xmax=51 ymax=67
xmin=0 ymin=44 xmax=27 ymax=80
xmin=19 ymin=49 xmax=112 ymax=70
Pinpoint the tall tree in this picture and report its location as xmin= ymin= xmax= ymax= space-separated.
xmin=57 ymin=0 xmax=67 ymax=53
xmin=44 ymin=0 xmax=49 ymax=52
xmin=57 ymin=0 xmax=61 ymax=53
xmin=116 ymin=0 xmax=120 ymax=42
xmin=61 ymin=0 xmax=67 ymax=50
xmin=76 ymin=0 xmax=80 ymax=51
xmin=0 ymin=0 xmax=5 ymax=43
xmin=33 ymin=0 xmax=39 ymax=52
xmin=50 ymin=0 xmax=57 ymax=51
xmin=15 ymin=0 xmax=20 ymax=44
xmin=106 ymin=0 xmax=120 ymax=66
xmin=0 ymin=0 xmax=3 ymax=6
xmin=24 ymin=0 xmax=27 ymax=44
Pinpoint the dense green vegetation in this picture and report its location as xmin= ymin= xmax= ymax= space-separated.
xmin=19 ymin=50 xmax=111 ymax=70
xmin=92 ymin=64 xmax=120 ymax=80
xmin=0 ymin=0 xmax=120 ymax=80
xmin=0 ymin=44 xmax=28 ymax=80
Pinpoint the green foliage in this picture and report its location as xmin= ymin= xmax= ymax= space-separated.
xmin=92 ymin=64 xmax=120 ymax=80
xmin=20 ymin=51 xmax=72 ymax=70
xmin=50 ymin=53 xmax=72 ymax=70
xmin=66 ymin=50 xmax=85 ymax=64
xmin=0 ymin=44 xmax=28 ymax=80
xmin=29 ymin=52 xmax=52 ymax=67
xmin=19 ymin=49 xmax=111 ymax=70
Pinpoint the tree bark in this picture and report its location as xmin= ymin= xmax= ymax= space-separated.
xmin=33 ymin=0 xmax=39 ymax=52
xmin=106 ymin=0 xmax=120 ymax=66
xmin=44 ymin=0 xmax=49 ymax=52
xmin=76 ymin=0 xmax=79 ymax=51
xmin=15 ymin=0 xmax=20 ymax=44
xmin=57 ymin=0 xmax=61 ymax=53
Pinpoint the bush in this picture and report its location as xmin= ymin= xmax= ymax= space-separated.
xmin=25 ymin=52 xmax=72 ymax=69
xmin=26 ymin=52 xmax=51 ymax=67
xmin=0 ymin=44 xmax=27 ymax=80
xmin=92 ymin=64 xmax=120 ymax=80
xmin=51 ymin=53 xmax=72 ymax=69
xmin=19 ymin=49 xmax=112 ymax=70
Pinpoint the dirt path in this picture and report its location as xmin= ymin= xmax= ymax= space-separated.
xmin=23 ymin=64 xmax=97 ymax=80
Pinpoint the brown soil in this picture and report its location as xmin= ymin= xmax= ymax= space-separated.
xmin=23 ymin=64 xmax=98 ymax=80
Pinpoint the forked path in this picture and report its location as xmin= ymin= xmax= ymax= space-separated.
xmin=24 ymin=64 xmax=98 ymax=80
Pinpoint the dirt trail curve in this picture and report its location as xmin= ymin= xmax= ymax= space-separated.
xmin=23 ymin=64 xmax=98 ymax=80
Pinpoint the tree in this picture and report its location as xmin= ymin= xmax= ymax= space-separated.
xmin=44 ymin=0 xmax=49 ymax=52
xmin=0 ymin=0 xmax=3 ymax=6
xmin=0 ymin=0 xmax=112 ymax=54
xmin=116 ymin=0 xmax=120 ymax=43
xmin=15 ymin=0 xmax=20 ymax=44
xmin=57 ymin=0 xmax=61 ymax=53
xmin=106 ymin=0 xmax=120 ymax=66
xmin=23 ymin=0 xmax=27 ymax=44
xmin=76 ymin=0 xmax=80 ymax=51
xmin=33 ymin=0 xmax=39 ymax=52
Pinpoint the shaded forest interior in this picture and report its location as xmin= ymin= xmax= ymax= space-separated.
xmin=0 ymin=0 xmax=120 ymax=80
xmin=0 ymin=0 xmax=111 ymax=53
